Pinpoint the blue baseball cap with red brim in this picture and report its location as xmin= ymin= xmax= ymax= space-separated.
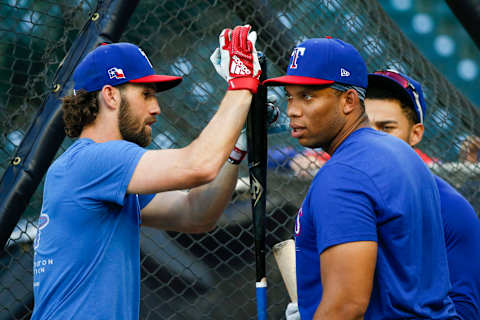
xmin=368 ymin=70 xmax=427 ymax=124
xmin=263 ymin=37 xmax=367 ymax=89
xmin=74 ymin=42 xmax=182 ymax=93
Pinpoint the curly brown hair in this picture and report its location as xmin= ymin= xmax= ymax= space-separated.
xmin=62 ymin=89 xmax=99 ymax=138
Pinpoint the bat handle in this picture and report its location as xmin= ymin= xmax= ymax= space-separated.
xmin=256 ymin=277 xmax=267 ymax=320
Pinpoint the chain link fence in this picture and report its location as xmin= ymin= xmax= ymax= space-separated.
xmin=1 ymin=0 xmax=479 ymax=319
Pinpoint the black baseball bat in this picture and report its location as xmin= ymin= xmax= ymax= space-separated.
xmin=246 ymin=52 xmax=268 ymax=320
xmin=445 ymin=0 xmax=480 ymax=50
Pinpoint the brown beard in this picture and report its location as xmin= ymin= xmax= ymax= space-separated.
xmin=118 ymin=96 xmax=151 ymax=147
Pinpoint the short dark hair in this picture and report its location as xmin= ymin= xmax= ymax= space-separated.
xmin=366 ymin=80 xmax=418 ymax=124
xmin=331 ymin=87 xmax=366 ymax=111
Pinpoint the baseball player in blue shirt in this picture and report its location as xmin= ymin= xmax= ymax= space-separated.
xmin=32 ymin=25 xmax=262 ymax=320
xmin=264 ymin=38 xmax=459 ymax=319
xmin=366 ymin=70 xmax=480 ymax=320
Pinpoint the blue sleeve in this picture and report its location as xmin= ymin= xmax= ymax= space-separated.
xmin=437 ymin=177 xmax=479 ymax=251
xmin=309 ymin=163 xmax=378 ymax=254
xmin=72 ymin=140 xmax=146 ymax=206
xmin=138 ymin=194 xmax=155 ymax=209
xmin=435 ymin=176 xmax=480 ymax=318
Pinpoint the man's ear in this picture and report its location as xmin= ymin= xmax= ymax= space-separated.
xmin=408 ymin=123 xmax=424 ymax=147
xmin=343 ymin=89 xmax=358 ymax=114
xmin=99 ymin=85 xmax=122 ymax=110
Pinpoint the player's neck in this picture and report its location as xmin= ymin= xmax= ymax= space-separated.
xmin=327 ymin=112 xmax=369 ymax=155
xmin=79 ymin=117 xmax=123 ymax=143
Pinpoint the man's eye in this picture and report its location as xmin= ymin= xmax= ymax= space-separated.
xmin=285 ymin=95 xmax=292 ymax=100
xmin=383 ymin=126 xmax=396 ymax=131
xmin=303 ymin=94 xmax=312 ymax=101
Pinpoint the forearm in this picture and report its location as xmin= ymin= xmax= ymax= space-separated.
xmin=314 ymin=301 xmax=365 ymax=320
xmin=314 ymin=242 xmax=376 ymax=320
xmin=184 ymin=162 xmax=239 ymax=232
xmin=188 ymin=90 xmax=252 ymax=175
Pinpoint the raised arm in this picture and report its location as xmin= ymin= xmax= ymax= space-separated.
xmin=141 ymin=97 xmax=279 ymax=233
xmin=129 ymin=90 xmax=251 ymax=194
xmin=128 ymin=25 xmax=260 ymax=194
xmin=314 ymin=241 xmax=377 ymax=320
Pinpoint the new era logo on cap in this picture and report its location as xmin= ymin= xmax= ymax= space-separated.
xmin=230 ymin=55 xmax=251 ymax=75
xmin=340 ymin=68 xmax=350 ymax=77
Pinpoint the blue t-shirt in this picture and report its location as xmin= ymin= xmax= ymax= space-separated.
xmin=435 ymin=175 xmax=480 ymax=320
xmin=294 ymin=128 xmax=458 ymax=319
xmin=31 ymin=138 xmax=154 ymax=320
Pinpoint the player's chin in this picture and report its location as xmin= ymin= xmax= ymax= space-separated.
xmin=297 ymin=137 xmax=314 ymax=148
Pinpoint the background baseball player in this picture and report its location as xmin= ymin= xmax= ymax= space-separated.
xmin=366 ymin=70 xmax=480 ymax=320
xmin=263 ymin=37 xmax=459 ymax=319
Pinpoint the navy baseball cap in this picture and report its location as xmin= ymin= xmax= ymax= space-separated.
xmin=73 ymin=42 xmax=182 ymax=93
xmin=368 ymin=70 xmax=426 ymax=124
xmin=263 ymin=37 xmax=368 ymax=88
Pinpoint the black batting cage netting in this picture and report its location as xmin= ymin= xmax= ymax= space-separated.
xmin=1 ymin=0 xmax=479 ymax=319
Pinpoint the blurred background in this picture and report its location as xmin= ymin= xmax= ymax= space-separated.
xmin=380 ymin=0 xmax=480 ymax=106
xmin=0 ymin=0 xmax=479 ymax=319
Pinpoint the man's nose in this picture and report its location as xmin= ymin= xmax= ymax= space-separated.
xmin=287 ymin=100 xmax=301 ymax=118
xmin=151 ymin=100 xmax=161 ymax=115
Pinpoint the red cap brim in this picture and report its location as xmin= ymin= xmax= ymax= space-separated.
xmin=130 ymin=75 xmax=183 ymax=92
xmin=263 ymin=75 xmax=334 ymax=86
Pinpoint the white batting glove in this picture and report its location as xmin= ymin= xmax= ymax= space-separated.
xmin=228 ymin=128 xmax=247 ymax=165
xmin=285 ymin=302 xmax=300 ymax=320
xmin=210 ymin=25 xmax=261 ymax=94
xmin=210 ymin=30 xmax=230 ymax=82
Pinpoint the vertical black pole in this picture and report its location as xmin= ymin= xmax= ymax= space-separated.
xmin=247 ymin=52 xmax=268 ymax=319
xmin=445 ymin=0 xmax=480 ymax=50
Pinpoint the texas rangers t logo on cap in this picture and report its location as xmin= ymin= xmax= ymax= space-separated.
xmin=290 ymin=47 xmax=305 ymax=69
